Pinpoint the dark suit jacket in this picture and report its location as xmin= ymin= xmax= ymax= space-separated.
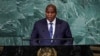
xmin=30 ymin=18 xmax=73 ymax=46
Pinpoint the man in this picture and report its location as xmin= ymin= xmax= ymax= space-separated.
xmin=30 ymin=4 xmax=73 ymax=46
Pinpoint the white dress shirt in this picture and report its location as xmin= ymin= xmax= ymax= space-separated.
xmin=47 ymin=18 xmax=56 ymax=39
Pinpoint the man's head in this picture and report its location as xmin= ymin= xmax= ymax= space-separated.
xmin=45 ymin=4 xmax=57 ymax=22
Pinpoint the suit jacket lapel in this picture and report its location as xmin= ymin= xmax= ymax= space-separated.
xmin=42 ymin=19 xmax=50 ymax=39
xmin=54 ymin=18 xmax=61 ymax=39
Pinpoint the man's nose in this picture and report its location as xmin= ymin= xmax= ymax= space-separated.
xmin=48 ymin=13 xmax=52 ymax=16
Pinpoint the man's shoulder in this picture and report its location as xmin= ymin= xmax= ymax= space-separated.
xmin=57 ymin=18 xmax=68 ymax=24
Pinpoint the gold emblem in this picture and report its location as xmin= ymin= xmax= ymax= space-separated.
xmin=0 ymin=46 xmax=4 ymax=54
xmin=37 ymin=47 xmax=57 ymax=56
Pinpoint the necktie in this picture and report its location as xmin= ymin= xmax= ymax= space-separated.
xmin=49 ymin=23 xmax=53 ymax=41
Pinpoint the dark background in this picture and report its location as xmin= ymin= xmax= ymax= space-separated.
xmin=0 ymin=46 xmax=94 ymax=56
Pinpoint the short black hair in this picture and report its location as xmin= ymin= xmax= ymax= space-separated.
xmin=45 ymin=4 xmax=57 ymax=13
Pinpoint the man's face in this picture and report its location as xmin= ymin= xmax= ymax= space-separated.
xmin=46 ymin=7 xmax=56 ymax=22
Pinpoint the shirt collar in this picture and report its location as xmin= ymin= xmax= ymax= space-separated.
xmin=47 ymin=18 xmax=56 ymax=25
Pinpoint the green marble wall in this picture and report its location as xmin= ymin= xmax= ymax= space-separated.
xmin=0 ymin=0 xmax=100 ymax=45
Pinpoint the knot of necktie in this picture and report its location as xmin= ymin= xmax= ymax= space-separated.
xmin=49 ymin=22 xmax=53 ymax=25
